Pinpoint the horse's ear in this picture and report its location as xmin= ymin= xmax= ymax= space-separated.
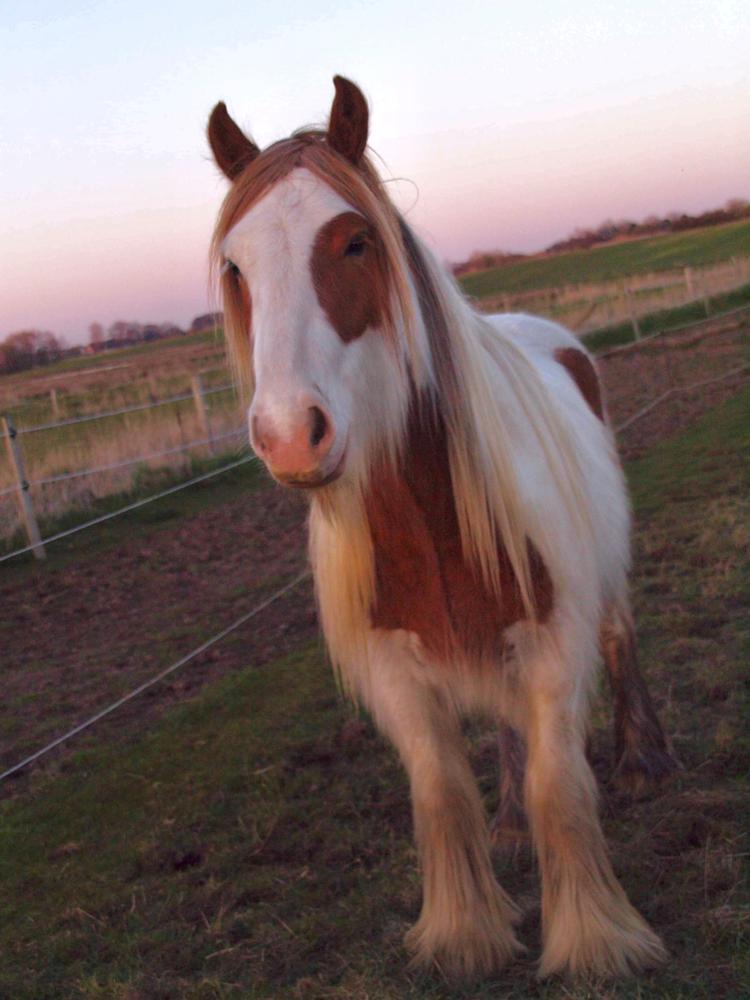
xmin=207 ymin=102 xmax=260 ymax=181
xmin=327 ymin=75 xmax=369 ymax=165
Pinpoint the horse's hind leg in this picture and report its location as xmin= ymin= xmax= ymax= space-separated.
xmin=600 ymin=600 xmax=679 ymax=796
xmin=522 ymin=618 xmax=666 ymax=977
xmin=490 ymin=722 xmax=528 ymax=852
xmin=359 ymin=631 xmax=523 ymax=978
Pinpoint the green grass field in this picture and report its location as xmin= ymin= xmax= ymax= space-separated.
xmin=582 ymin=283 xmax=750 ymax=353
xmin=459 ymin=219 xmax=750 ymax=299
xmin=1 ymin=386 xmax=748 ymax=998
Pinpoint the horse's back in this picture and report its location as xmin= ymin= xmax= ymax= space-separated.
xmin=483 ymin=312 xmax=605 ymax=424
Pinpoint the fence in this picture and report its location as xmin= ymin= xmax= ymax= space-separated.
xmin=1 ymin=373 xmax=245 ymax=556
xmin=0 ymin=303 xmax=747 ymax=787
xmin=0 ymin=569 xmax=310 ymax=784
xmin=479 ymin=255 xmax=750 ymax=337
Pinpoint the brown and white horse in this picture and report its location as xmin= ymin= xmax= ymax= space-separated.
xmin=208 ymin=76 xmax=676 ymax=979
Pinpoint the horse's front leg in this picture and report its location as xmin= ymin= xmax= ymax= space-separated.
xmin=358 ymin=630 xmax=523 ymax=978
xmin=521 ymin=617 xmax=667 ymax=978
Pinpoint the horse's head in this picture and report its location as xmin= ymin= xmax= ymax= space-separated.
xmin=208 ymin=77 xmax=420 ymax=490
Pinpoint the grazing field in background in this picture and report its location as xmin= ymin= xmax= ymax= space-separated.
xmin=0 ymin=331 xmax=247 ymax=547
xmin=459 ymin=218 xmax=750 ymax=298
xmin=1 ymin=385 xmax=748 ymax=1000
xmin=2 ymin=223 xmax=748 ymax=547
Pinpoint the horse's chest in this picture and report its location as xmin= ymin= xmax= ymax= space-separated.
xmin=363 ymin=413 xmax=551 ymax=665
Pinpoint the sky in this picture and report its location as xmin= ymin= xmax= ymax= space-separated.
xmin=1 ymin=0 xmax=748 ymax=345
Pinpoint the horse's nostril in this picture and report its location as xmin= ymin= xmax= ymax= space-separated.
xmin=309 ymin=406 xmax=329 ymax=449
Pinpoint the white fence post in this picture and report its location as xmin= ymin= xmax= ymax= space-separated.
xmin=2 ymin=416 xmax=46 ymax=561
xmin=191 ymin=375 xmax=215 ymax=453
xmin=50 ymin=388 xmax=60 ymax=419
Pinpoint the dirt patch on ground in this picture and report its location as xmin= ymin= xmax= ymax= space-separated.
xmin=0 ymin=322 xmax=747 ymax=790
xmin=599 ymin=324 xmax=748 ymax=459
xmin=0 ymin=479 xmax=316 ymax=788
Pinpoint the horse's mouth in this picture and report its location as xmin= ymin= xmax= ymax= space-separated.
xmin=274 ymin=447 xmax=347 ymax=490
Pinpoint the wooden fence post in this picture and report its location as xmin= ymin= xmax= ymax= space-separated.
xmin=695 ymin=268 xmax=710 ymax=316
xmin=49 ymin=388 xmax=60 ymax=419
xmin=684 ymin=266 xmax=695 ymax=299
xmin=191 ymin=375 xmax=215 ymax=453
xmin=624 ymin=285 xmax=642 ymax=340
xmin=2 ymin=416 xmax=45 ymax=560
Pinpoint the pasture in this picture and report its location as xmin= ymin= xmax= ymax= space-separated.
xmin=458 ymin=219 xmax=750 ymax=299
xmin=1 ymin=346 xmax=748 ymax=998
xmin=0 ymin=332 xmax=245 ymax=549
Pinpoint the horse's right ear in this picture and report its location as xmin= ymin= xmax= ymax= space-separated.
xmin=207 ymin=102 xmax=260 ymax=181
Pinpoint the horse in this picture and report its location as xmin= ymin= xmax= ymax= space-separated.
xmin=207 ymin=75 xmax=677 ymax=980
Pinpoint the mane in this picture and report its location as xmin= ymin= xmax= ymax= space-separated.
xmin=212 ymin=134 xmax=597 ymax=644
xmin=398 ymin=222 xmax=596 ymax=625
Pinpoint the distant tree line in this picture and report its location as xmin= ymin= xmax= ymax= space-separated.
xmin=452 ymin=197 xmax=750 ymax=276
xmin=0 ymin=313 xmax=224 ymax=375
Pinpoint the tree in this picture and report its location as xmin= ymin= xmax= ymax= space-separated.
xmin=0 ymin=330 xmax=60 ymax=373
xmin=89 ymin=322 xmax=104 ymax=345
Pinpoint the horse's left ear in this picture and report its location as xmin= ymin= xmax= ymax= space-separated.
xmin=207 ymin=101 xmax=260 ymax=181
xmin=327 ymin=75 xmax=369 ymax=165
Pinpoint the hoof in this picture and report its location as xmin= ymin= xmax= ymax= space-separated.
xmin=613 ymin=745 xmax=681 ymax=798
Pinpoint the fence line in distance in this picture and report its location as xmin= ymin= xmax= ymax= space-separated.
xmin=596 ymin=300 xmax=750 ymax=360
xmin=7 ymin=383 xmax=235 ymax=438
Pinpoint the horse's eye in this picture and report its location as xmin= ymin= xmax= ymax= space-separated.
xmin=344 ymin=235 xmax=367 ymax=257
xmin=224 ymin=259 xmax=241 ymax=278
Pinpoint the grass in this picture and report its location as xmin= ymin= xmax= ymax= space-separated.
xmin=1 ymin=385 xmax=748 ymax=997
xmin=0 ymin=450 xmax=262 ymax=572
xmin=459 ymin=219 xmax=750 ymax=299
xmin=0 ymin=384 xmax=245 ymax=546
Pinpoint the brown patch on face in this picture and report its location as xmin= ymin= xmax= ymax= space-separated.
xmin=310 ymin=211 xmax=389 ymax=343
xmin=554 ymin=347 xmax=605 ymax=422
xmin=364 ymin=400 xmax=553 ymax=665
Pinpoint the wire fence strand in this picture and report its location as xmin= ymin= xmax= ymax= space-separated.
xmin=613 ymin=362 xmax=749 ymax=433
xmin=0 ymin=454 xmax=257 ymax=564
xmin=0 ymin=570 xmax=311 ymax=784
xmin=28 ymin=426 xmax=247 ymax=488
xmin=10 ymin=384 xmax=234 ymax=436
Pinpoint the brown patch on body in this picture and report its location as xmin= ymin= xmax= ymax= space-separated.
xmin=554 ymin=347 xmax=605 ymax=421
xmin=310 ymin=211 xmax=389 ymax=342
xmin=364 ymin=401 xmax=553 ymax=664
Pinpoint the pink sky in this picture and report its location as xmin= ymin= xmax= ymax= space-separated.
xmin=1 ymin=1 xmax=748 ymax=345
